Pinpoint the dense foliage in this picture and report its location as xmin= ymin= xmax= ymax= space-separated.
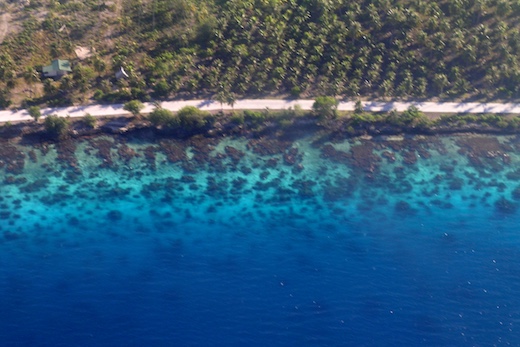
xmin=44 ymin=115 xmax=70 ymax=139
xmin=313 ymin=96 xmax=339 ymax=119
xmin=2 ymin=0 xmax=520 ymax=107
xmin=123 ymin=100 xmax=145 ymax=116
xmin=148 ymin=106 xmax=210 ymax=130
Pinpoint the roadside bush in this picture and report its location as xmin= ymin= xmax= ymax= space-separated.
xmin=123 ymin=100 xmax=144 ymax=116
xmin=28 ymin=106 xmax=41 ymax=122
xmin=44 ymin=115 xmax=70 ymax=140
xmin=177 ymin=106 xmax=210 ymax=130
xmin=148 ymin=108 xmax=177 ymax=127
xmin=312 ymin=96 xmax=338 ymax=120
xmin=243 ymin=110 xmax=268 ymax=126
xmin=230 ymin=112 xmax=244 ymax=124
xmin=83 ymin=113 xmax=97 ymax=128
xmin=385 ymin=107 xmax=430 ymax=127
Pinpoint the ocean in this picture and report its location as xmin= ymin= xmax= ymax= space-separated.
xmin=0 ymin=130 xmax=519 ymax=346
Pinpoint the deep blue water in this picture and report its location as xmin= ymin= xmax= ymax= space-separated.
xmin=1 ymin=133 xmax=520 ymax=346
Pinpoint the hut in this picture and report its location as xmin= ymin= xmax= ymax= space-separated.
xmin=42 ymin=59 xmax=72 ymax=78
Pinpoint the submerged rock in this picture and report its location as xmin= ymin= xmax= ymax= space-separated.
xmin=494 ymin=197 xmax=517 ymax=214
xmin=512 ymin=186 xmax=520 ymax=200
xmin=107 ymin=210 xmax=123 ymax=221
xmin=394 ymin=200 xmax=417 ymax=216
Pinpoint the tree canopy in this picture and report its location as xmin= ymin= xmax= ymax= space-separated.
xmin=313 ymin=96 xmax=338 ymax=120
xmin=3 ymin=0 xmax=520 ymax=108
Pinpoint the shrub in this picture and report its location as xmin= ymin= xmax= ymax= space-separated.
xmin=230 ymin=112 xmax=244 ymax=124
xmin=354 ymin=100 xmax=364 ymax=114
xmin=148 ymin=108 xmax=177 ymax=127
xmin=243 ymin=110 xmax=267 ymax=126
xmin=177 ymin=106 xmax=210 ymax=129
xmin=312 ymin=96 xmax=338 ymax=120
xmin=123 ymin=100 xmax=144 ymax=116
xmin=497 ymin=120 xmax=509 ymax=129
xmin=28 ymin=106 xmax=41 ymax=122
xmin=44 ymin=115 xmax=70 ymax=140
xmin=93 ymin=89 xmax=104 ymax=100
xmin=83 ymin=113 xmax=97 ymax=128
xmin=291 ymin=104 xmax=306 ymax=117
xmin=153 ymin=80 xmax=170 ymax=98
xmin=0 ymin=91 xmax=11 ymax=109
xmin=290 ymin=86 xmax=301 ymax=97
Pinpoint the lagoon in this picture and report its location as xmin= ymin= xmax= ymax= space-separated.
xmin=1 ymin=131 xmax=519 ymax=345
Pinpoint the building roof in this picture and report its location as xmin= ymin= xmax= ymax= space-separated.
xmin=42 ymin=59 xmax=72 ymax=74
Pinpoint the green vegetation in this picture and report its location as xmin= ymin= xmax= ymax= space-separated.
xmin=350 ymin=107 xmax=431 ymax=129
xmin=436 ymin=114 xmax=520 ymax=130
xmin=148 ymin=107 xmax=176 ymax=127
xmin=147 ymin=106 xmax=210 ymax=131
xmin=3 ymin=0 xmax=520 ymax=108
xmin=28 ymin=106 xmax=42 ymax=122
xmin=83 ymin=113 xmax=97 ymax=128
xmin=176 ymin=106 xmax=211 ymax=130
xmin=123 ymin=100 xmax=145 ymax=116
xmin=312 ymin=96 xmax=338 ymax=120
xmin=44 ymin=115 xmax=70 ymax=140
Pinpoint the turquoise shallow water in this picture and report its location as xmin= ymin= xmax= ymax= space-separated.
xmin=1 ymin=132 xmax=520 ymax=345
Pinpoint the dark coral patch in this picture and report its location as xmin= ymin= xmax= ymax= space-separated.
xmin=143 ymin=146 xmax=157 ymax=170
xmin=247 ymin=138 xmax=291 ymax=156
xmin=350 ymin=142 xmax=380 ymax=173
xmin=159 ymin=139 xmax=186 ymax=163
xmin=512 ymin=186 xmax=520 ymax=200
xmin=4 ymin=176 xmax=27 ymax=185
xmin=90 ymin=138 xmax=115 ymax=168
xmin=107 ymin=210 xmax=123 ymax=221
xmin=283 ymin=147 xmax=300 ymax=166
xmin=117 ymin=143 xmax=138 ymax=163
xmin=56 ymin=139 xmax=80 ymax=172
xmin=395 ymin=200 xmax=417 ymax=216
xmin=320 ymin=144 xmax=350 ymax=164
xmin=495 ymin=197 xmax=517 ymax=214
xmin=19 ymin=179 xmax=50 ymax=193
xmin=224 ymin=146 xmax=245 ymax=164
xmin=4 ymin=231 xmax=22 ymax=241
xmin=402 ymin=150 xmax=417 ymax=165
xmin=0 ymin=140 xmax=26 ymax=174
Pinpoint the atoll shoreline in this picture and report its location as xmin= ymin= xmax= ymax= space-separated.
xmin=1 ymin=113 xmax=520 ymax=145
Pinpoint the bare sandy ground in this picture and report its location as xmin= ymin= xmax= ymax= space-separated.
xmin=0 ymin=13 xmax=10 ymax=44
xmin=75 ymin=46 xmax=92 ymax=60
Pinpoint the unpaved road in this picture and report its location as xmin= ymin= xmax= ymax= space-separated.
xmin=2 ymin=99 xmax=520 ymax=123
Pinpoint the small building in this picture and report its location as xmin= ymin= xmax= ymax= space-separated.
xmin=42 ymin=59 xmax=72 ymax=78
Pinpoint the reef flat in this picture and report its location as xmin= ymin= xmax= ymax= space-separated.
xmin=1 ymin=129 xmax=520 ymax=345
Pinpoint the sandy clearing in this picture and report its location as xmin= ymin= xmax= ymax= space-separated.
xmin=75 ymin=46 xmax=93 ymax=60
xmin=0 ymin=13 xmax=10 ymax=44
